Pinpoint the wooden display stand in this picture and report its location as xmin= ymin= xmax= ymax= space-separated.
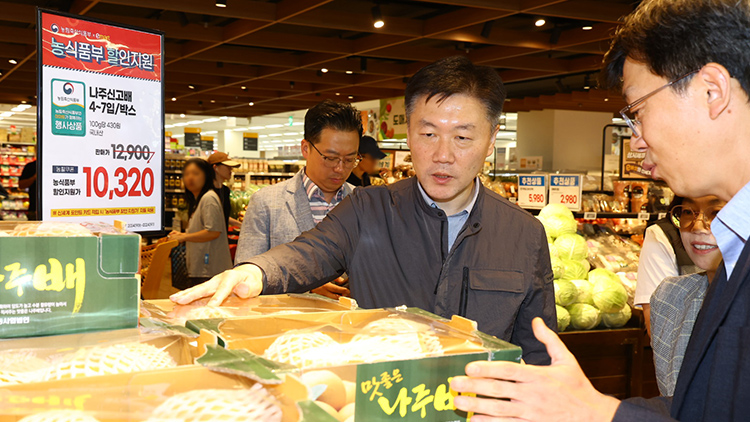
xmin=560 ymin=308 xmax=660 ymax=399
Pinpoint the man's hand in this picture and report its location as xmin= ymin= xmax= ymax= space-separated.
xmin=311 ymin=278 xmax=350 ymax=299
xmin=170 ymin=264 xmax=264 ymax=306
xmin=168 ymin=231 xmax=186 ymax=243
xmin=450 ymin=318 xmax=620 ymax=422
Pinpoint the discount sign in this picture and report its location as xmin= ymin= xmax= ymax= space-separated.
xmin=517 ymin=174 xmax=548 ymax=210
xmin=549 ymin=174 xmax=583 ymax=212
xmin=38 ymin=10 xmax=164 ymax=232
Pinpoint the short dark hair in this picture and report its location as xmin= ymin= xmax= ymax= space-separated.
xmin=304 ymin=100 xmax=363 ymax=144
xmin=183 ymin=158 xmax=215 ymax=218
xmin=405 ymin=56 xmax=506 ymax=126
xmin=602 ymin=0 xmax=750 ymax=97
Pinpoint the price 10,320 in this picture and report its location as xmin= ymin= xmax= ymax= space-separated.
xmin=83 ymin=166 xmax=155 ymax=199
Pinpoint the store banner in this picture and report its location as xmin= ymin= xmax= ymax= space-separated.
xmin=548 ymin=174 xmax=583 ymax=212
xmin=201 ymin=135 xmax=214 ymax=152
xmin=37 ymin=9 xmax=164 ymax=232
xmin=242 ymin=132 xmax=259 ymax=151
xmin=184 ymin=127 xmax=201 ymax=148
xmin=517 ymin=174 xmax=548 ymax=210
xmin=379 ymin=97 xmax=407 ymax=141
xmin=620 ymin=136 xmax=652 ymax=179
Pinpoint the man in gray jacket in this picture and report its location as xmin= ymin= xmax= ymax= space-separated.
xmin=173 ymin=56 xmax=556 ymax=365
xmin=234 ymin=100 xmax=360 ymax=299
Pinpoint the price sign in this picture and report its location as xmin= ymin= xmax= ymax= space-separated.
xmin=583 ymin=212 xmax=597 ymax=220
xmin=548 ymin=174 xmax=583 ymax=212
xmin=38 ymin=10 xmax=164 ymax=232
xmin=658 ymin=212 xmax=667 ymax=220
xmin=517 ymin=174 xmax=547 ymax=210
xmin=638 ymin=212 xmax=651 ymax=221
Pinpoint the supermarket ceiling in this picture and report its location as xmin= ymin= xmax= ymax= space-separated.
xmin=0 ymin=0 xmax=638 ymax=118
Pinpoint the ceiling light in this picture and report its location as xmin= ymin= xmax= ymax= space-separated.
xmin=582 ymin=26 xmax=593 ymax=31
xmin=20 ymin=100 xmax=26 ymax=104
xmin=335 ymin=92 xmax=340 ymax=96
xmin=173 ymin=122 xmax=188 ymax=127
xmin=266 ymin=124 xmax=283 ymax=129
xmin=248 ymin=102 xmax=254 ymax=106
xmin=179 ymin=113 xmax=186 ymax=118
xmin=187 ymin=120 xmax=202 ymax=124
xmin=534 ymin=18 xmax=546 ymax=27
xmin=8 ymin=59 xmax=17 ymax=65
xmin=165 ymin=124 xmax=175 ymax=129
xmin=345 ymin=70 xmax=353 ymax=74
xmin=210 ymin=99 xmax=216 ymax=103
xmin=268 ymin=133 xmax=283 ymax=137
xmin=292 ymin=122 xmax=304 ymax=126
xmin=188 ymin=85 xmax=195 ymax=89
xmin=215 ymin=0 xmax=226 ymax=7
xmin=1 ymin=112 xmax=14 ymax=117
xmin=203 ymin=117 xmax=221 ymax=122
xmin=583 ymin=75 xmax=591 ymax=90
xmin=604 ymin=98 xmax=609 ymax=102
xmin=372 ymin=5 xmax=384 ymax=28
xmin=321 ymin=68 xmax=328 ymax=73
xmin=348 ymin=95 xmax=354 ymax=99
xmin=221 ymin=116 xmax=228 ymax=120
xmin=241 ymin=86 xmax=247 ymax=90
xmin=248 ymin=126 xmax=264 ymax=130
xmin=259 ymin=134 xmax=268 ymax=138
xmin=171 ymin=97 xmax=176 ymax=101
xmin=499 ymin=124 xmax=506 ymax=130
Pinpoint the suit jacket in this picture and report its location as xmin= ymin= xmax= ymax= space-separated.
xmin=614 ymin=238 xmax=750 ymax=421
xmin=234 ymin=169 xmax=354 ymax=264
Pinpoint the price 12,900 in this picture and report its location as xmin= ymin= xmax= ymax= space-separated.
xmin=83 ymin=166 xmax=155 ymax=199
xmin=111 ymin=143 xmax=155 ymax=163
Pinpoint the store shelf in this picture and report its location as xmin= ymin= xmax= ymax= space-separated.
xmin=524 ymin=208 xmax=663 ymax=220
xmin=1 ymin=152 xmax=34 ymax=157
xmin=165 ymin=189 xmax=184 ymax=193
xmin=1 ymin=142 xmax=36 ymax=146
xmin=243 ymin=172 xmax=296 ymax=177
xmin=165 ymin=169 xmax=183 ymax=174
xmin=165 ymin=207 xmax=179 ymax=212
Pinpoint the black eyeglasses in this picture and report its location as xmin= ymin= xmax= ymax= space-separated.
xmin=669 ymin=205 xmax=723 ymax=230
xmin=308 ymin=141 xmax=361 ymax=169
xmin=620 ymin=70 xmax=700 ymax=138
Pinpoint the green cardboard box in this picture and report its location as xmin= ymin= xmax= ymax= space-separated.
xmin=0 ymin=222 xmax=140 ymax=338
xmin=191 ymin=307 xmax=523 ymax=421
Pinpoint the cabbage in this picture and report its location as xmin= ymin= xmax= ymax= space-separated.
xmin=570 ymin=279 xmax=594 ymax=305
xmin=551 ymin=257 xmax=566 ymax=279
xmin=556 ymin=305 xmax=570 ymax=332
xmin=554 ymin=234 xmax=588 ymax=261
xmin=539 ymin=203 xmax=575 ymax=221
xmin=540 ymin=216 xmax=577 ymax=240
xmin=548 ymin=243 xmax=559 ymax=259
xmin=588 ymin=268 xmax=621 ymax=285
xmin=591 ymin=276 xmax=629 ymax=313
xmin=561 ymin=259 xmax=588 ymax=281
xmin=554 ymin=279 xmax=578 ymax=306
xmin=602 ymin=305 xmax=632 ymax=328
xmin=580 ymin=259 xmax=591 ymax=273
xmin=567 ymin=303 xmax=601 ymax=330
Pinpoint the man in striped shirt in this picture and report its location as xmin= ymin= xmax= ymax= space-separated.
xmin=232 ymin=99 xmax=361 ymax=299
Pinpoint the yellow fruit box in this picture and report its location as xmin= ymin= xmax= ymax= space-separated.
xmin=0 ymin=221 xmax=140 ymax=339
xmin=189 ymin=307 xmax=523 ymax=422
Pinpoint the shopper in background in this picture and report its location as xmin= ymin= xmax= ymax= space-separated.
xmin=18 ymin=160 xmax=37 ymax=220
xmin=169 ymin=158 xmax=232 ymax=289
xmin=173 ymin=56 xmax=556 ymax=365
xmin=346 ymin=135 xmax=386 ymax=187
xmin=635 ymin=196 xmax=701 ymax=336
xmin=208 ymin=151 xmax=242 ymax=231
xmin=650 ymin=195 xmax=725 ymax=396
xmin=449 ymin=0 xmax=750 ymax=420
xmin=233 ymin=100 xmax=361 ymax=299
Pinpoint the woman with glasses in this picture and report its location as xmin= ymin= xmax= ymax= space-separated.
xmin=649 ymin=195 xmax=726 ymax=396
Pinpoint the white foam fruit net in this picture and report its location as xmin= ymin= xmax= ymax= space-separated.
xmin=0 ymin=351 xmax=53 ymax=386
xmin=263 ymin=317 xmax=444 ymax=369
xmin=146 ymin=384 xmax=282 ymax=422
xmin=18 ymin=410 xmax=101 ymax=422
xmin=42 ymin=343 xmax=177 ymax=381
xmin=184 ymin=306 xmax=237 ymax=320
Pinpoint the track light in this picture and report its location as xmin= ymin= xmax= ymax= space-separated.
xmin=583 ymin=75 xmax=591 ymax=90
xmin=215 ymin=0 xmax=226 ymax=7
xmin=348 ymin=95 xmax=354 ymax=99
xmin=8 ymin=59 xmax=17 ymax=65
xmin=171 ymin=97 xmax=177 ymax=101
xmin=241 ymin=86 xmax=247 ymax=90
xmin=372 ymin=5 xmax=384 ymax=28
xmin=582 ymin=25 xmax=593 ymax=31
xmin=534 ymin=18 xmax=546 ymax=27
xmin=321 ymin=68 xmax=328 ymax=73
xmin=481 ymin=20 xmax=494 ymax=38
xmin=360 ymin=57 xmax=367 ymax=73
xmin=289 ymin=81 xmax=295 ymax=89
xmin=248 ymin=102 xmax=254 ymax=106
xmin=188 ymin=85 xmax=194 ymax=89
xmin=345 ymin=70 xmax=353 ymax=74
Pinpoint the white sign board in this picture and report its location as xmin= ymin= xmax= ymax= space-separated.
xmin=38 ymin=10 xmax=164 ymax=232
xmin=548 ymin=174 xmax=583 ymax=212
xmin=517 ymin=174 xmax=547 ymax=210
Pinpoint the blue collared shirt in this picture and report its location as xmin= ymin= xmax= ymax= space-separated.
xmin=302 ymin=169 xmax=346 ymax=225
xmin=417 ymin=178 xmax=480 ymax=252
xmin=712 ymin=180 xmax=750 ymax=278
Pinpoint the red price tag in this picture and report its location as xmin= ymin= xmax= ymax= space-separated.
xmin=83 ymin=166 xmax=155 ymax=200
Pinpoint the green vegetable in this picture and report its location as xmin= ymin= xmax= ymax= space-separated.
xmin=548 ymin=243 xmax=559 ymax=259
xmin=561 ymin=259 xmax=588 ymax=281
xmin=554 ymin=279 xmax=578 ymax=307
xmin=570 ymin=279 xmax=594 ymax=305
xmin=579 ymin=259 xmax=591 ymax=273
xmin=556 ymin=305 xmax=571 ymax=332
xmin=539 ymin=203 xmax=575 ymax=221
xmin=554 ymin=233 xmax=588 ymax=261
xmin=591 ymin=274 xmax=629 ymax=313
xmin=540 ymin=216 xmax=578 ymax=240
xmin=602 ymin=305 xmax=632 ymax=328
xmin=588 ymin=268 xmax=621 ymax=285
xmin=567 ymin=303 xmax=601 ymax=330
xmin=551 ymin=257 xmax=566 ymax=279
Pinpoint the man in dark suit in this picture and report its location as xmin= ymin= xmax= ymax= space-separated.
xmin=449 ymin=0 xmax=750 ymax=421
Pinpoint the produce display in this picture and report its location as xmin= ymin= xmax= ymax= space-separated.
xmin=538 ymin=204 xmax=636 ymax=332
xmin=230 ymin=184 xmax=263 ymax=221
xmin=18 ymin=411 xmax=101 ymax=422
xmin=146 ymin=385 xmax=282 ymax=422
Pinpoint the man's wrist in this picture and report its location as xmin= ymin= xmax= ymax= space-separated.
xmin=590 ymin=394 xmax=620 ymax=422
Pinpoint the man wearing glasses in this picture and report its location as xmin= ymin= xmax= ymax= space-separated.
xmin=449 ymin=0 xmax=750 ymax=421
xmin=173 ymin=56 xmax=556 ymax=365
xmin=233 ymin=99 xmax=362 ymax=299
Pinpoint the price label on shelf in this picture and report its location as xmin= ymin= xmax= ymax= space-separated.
xmin=548 ymin=174 xmax=583 ymax=212
xmin=517 ymin=174 xmax=547 ymax=210
xmin=638 ymin=212 xmax=651 ymax=221
xmin=658 ymin=212 xmax=667 ymax=220
xmin=38 ymin=10 xmax=164 ymax=232
xmin=583 ymin=212 xmax=597 ymax=220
